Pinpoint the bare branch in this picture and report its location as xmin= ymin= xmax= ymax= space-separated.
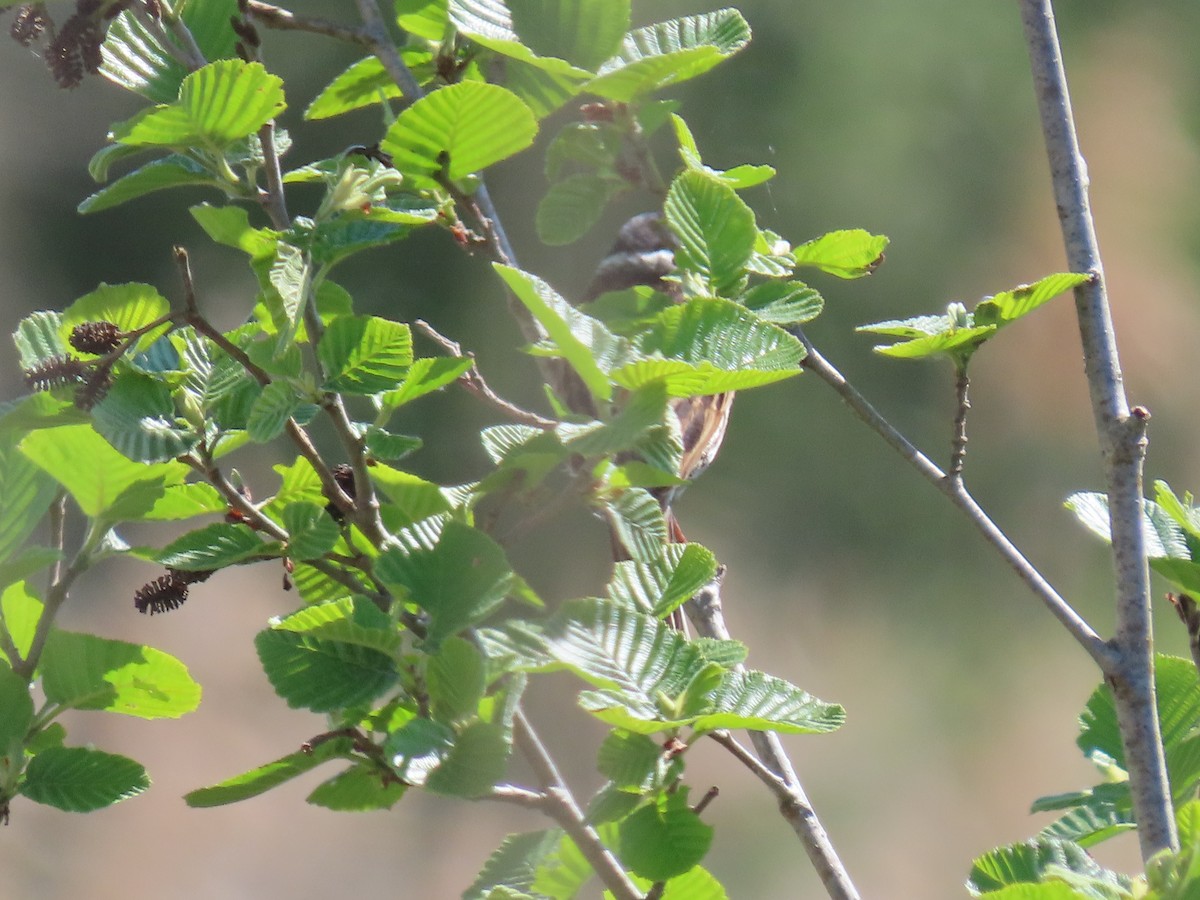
xmin=513 ymin=710 xmax=643 ymax=900
xmin=414 ymin=320 xmax=556 ymax=428
xmin=949 ymin=363 xmax=970 ymax=481
xmin=257 ymin=121 xmax=290 ymax=229
xmin=794 ymin=333 xmax=1112 ymax=669
xmin=1020 ymin=0 xmax=1173 ymax=858
xmin=687 ymin=576 xmax=861 ymax=900
xmin=246 ymin=1 xmax=373 ymax=46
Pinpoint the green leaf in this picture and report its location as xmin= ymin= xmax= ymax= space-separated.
xmin=1065 ymin=491 xmax=1200 ymax=592
xmin=139 ymin=482 xmax=227 ymax=521
xmin=860 ymin=316 xmax=996 ymax=361
xmin=78 ymin=156 xmax=216 ymax=214
xmin=0 ymin=658 xmax=33 ymax=751
xmin=0 ymin=547 xmax=60 ymax=605
xmin=281 ymin=502 xmax=340 ymax=561
xmin=426 ymin=720 xmax=510 ymax=798
xmin=466 ymin=830 xmax=561 ymax=900
xmin=0 ymin=581 xmax=44 ymax=663
xmin=113 ymin=60 xmax=286 ymax=150
xmin=607 ymin=543 xmax=718 ymax=618
xmin=694 ymin=670 xmax=845 ymax=735
xmin=87 ymin=142 xmax=147 ymax=183
xmin=792 ymin=229 xmax=889 ymax=279
xmin=306 ymin=763 xmax=408 ymax=811
xmin=863 ymin=274 xmax=1080 ymax=364
xmin=91 ymin=373 xmax=201 ymax=463
xmin=41 ymin=630 xmax=201 ymax=719
xmin=61 ymin=282 xmax=170 ymax=347
xmin=19 ymin=425 xmax=189 ymax=521
xmin=604 ymin=487 xmax=668 ymax=563
xmin=531 ymin=831 xmax=596 ymax=899
xmin=13 ymin=310 xmax=67 ymax=370
xmin=304 ymin=56 xmax=406 ymax=120
xmin=20 ymin=746 xmax=149 ymax=812
xmin=309 ymin=216 xmax=426 ymax=269
xmin=156 ymin=522 xmax=272 ymax=570
xmin=449 ymin=0 xmax=594 ymax=81
xmin=561 ymin=382 xmax=668 ymax=458
xmin=185 ymin=737 xmax=354 ymax=807
xmin=102 ymin=0 xmax=240 ymax=102
xmin=246 ymin=380 xmax=304 ymax=443
xmin=536 ymin=174 xmax=624 ymax=246
xmin=637 ymin=296 xmax=805 ymax=377
xmin=378 ymin=356 xmax=473 ymax=410
xmin=269 ymin=596 xmax=403 ymax=658
xmin=1037 ymin=803 xmax=1135 ymax=848
xmin=509 ymin=0 xmax=631 ymax=70
xmin=0 ymin=434 xmax=59 ymax=567
xmin=1078 ymin=655 xmax=1200 ymax=800
xmin=587 ymin=10 xmax=751 ymax=102
xmin=386 ymin=717 xmax=454 ymax=785
xmin=319 ymin=316 xmax=414 ymax=394
xmin=691 ymin=638 xmax=747 ymax=669
xmin=542 ymin=598 xmax=703 ymax=728
xmin=618 ymin=791 xmax=713 ymax=881
xmin=967 ymin=839 xmax=1126 ymax=895
xmin=664 ymin=170 xmax=756 ymax=297
xmin=363 ymin=427 xmax=423 ymax=462
xmin=397 ymin=0 xmax=450 ymax=41
xmin=620 ymin=866 xmax=730 ymax=900
xmin=375 ymin=521 xmax=514 ymax=646
xmin=381 ymin=81 xmax=537 ymax=183
xmin=742 ymin=281 xmax=824 ymax=326
xmin=611 ymin=357 xmax=796 ymax=396
xmin=427 ymin=637 xmax=487 ymax=724
xmin=268 ymin=240 xmax=311 ymax=350
xmin=190 ymin=203 xmax=278 ymax=258
xmin=671 ymin=114 xmax=773 ymax=190
xmin=494 ymin=264 xmax=618 ymax=403
xmin=255 ymin=629 xmax=398 ymax=713
xmin=974 ymin=273 xmax=1091 ymax=327
xmin=597 ymin=729 xmax=662 ymax=790
xmin=369 ymin=465 xmax=453 ymax=524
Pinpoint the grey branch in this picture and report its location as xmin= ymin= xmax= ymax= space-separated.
xmin=1020 ymin=0 xmax=1174 ymax=859
xmin=513 ymin=710 xmax=643 ymax=900
xmin=688 ymin=577 xmax=861 ymax=900
xmin=794 ymin=333 xmax=1111 ymax=668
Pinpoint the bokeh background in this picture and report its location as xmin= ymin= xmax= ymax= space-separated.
xmin=3 ymin=1 xmax=1200 ymax=897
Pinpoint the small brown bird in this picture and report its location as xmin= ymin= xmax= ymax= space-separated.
xmin=582 ymin=212 xmax=735 ymax=545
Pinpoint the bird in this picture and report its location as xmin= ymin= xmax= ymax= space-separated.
xmin=581 ymin=212 xmax=736 ymax=548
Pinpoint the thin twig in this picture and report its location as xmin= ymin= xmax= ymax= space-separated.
xmin=709 ymin=732 xmax=789 ymax=795
xmin=351 ymin=0 xmax=545 ymax=350
xmin=1019 ymin=0 xmax=1172 ymax=859
xmin=47 ymin=491 xmax=67 ymax=593
xmin=414 ymin=320 xmax=556 ymax=428
xmin=257 ymin=122 xmax=290 ymax=229
xmin=159 ymin=3 xmax=208 ymax=70
xmin=687 ymin=575 xmax=861 ymax=900
xmin=173 ymin=247 xmax=356 ymax=517
xmin=12 ymin=528 xmax=98 ymax=680
xmin=486 ymin=784 xmax=547 ymax=808
xmin=514 ymin=710 xmax=642 ymax=900
xmin=691 ymin=785 xmax=720 ymax=816
xmin=949 ymin=363 xmax=970 ymax=480
xmin=132 ymin=3 xmax=204 ymax=71
xmin=794 ymin=332 xmax=1112 ymax=669
xmin=246 ymin=1 xmax=373 ymax=46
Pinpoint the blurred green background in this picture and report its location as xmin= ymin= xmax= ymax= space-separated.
xmin=3 ymin=1 xmax=1200 ymax=897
